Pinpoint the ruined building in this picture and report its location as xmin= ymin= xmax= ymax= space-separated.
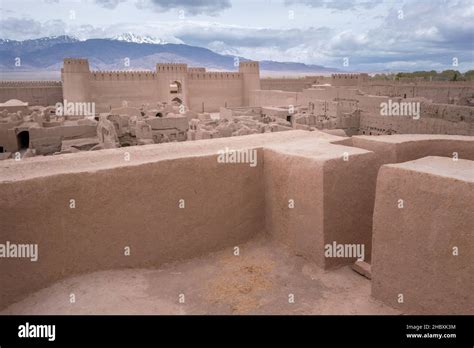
xmin=0 ymin=56 xmax=473 ymax=316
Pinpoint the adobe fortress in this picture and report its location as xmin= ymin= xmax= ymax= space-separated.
xmin=0 ymin=57 xmax=473 ymax=315
xmin=61 ymin=59 xmax=261 ymax=112
xmin=0 ymin=58 xmax=473 ymax=158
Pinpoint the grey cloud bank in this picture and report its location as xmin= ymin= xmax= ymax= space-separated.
xmin=0 ymin=0 xmax=472 ymax=71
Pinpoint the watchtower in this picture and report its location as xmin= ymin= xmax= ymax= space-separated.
xmin=61 ymin=58 xmax=91 ymax=103
xmin=239 ymin=61 xmax=261 ymax=106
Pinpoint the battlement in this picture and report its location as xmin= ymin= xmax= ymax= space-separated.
xmin=0 ymin=80 xmax=62 ymax=87
xmin=332 ymin=73 xmax=368 ymax=80
xmin=90 ymin=71 xmax=157 ymax=81
xmin=188 ymin=67 xmax=206 ymax=73
xmin=188 ymin=72 xmax=242 ymax=80
xmin=330 ymin=73 xmax=369 ymax=87
xmin=63 ymin=58 xmax=89 ymax=65
xmin=156 ymin=63 xmax=188 ymax=73
xmin=239 ymin=61 xmax=260 ymax=73
xmin=239 ymin=61 xmax=259 ymax=68
xmin=62 ymin=58 xmax=90 ymax=73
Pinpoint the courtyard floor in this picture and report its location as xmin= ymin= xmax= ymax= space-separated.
xmin=1 ymin=236 xmax=399 ymax=315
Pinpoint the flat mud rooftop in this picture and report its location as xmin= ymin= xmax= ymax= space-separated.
xmin=1 ymin=236 xmax=399 ymax=315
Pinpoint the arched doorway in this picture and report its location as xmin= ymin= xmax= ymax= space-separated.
xmin=17 ymin=131 xmax=29 ymax=149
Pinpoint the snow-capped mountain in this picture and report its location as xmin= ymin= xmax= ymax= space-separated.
xmin=0 ymin=35 xmax=338 ymax=74
xmin=0 ymin=35 xmax=79 ymax=54
xmin=111 ymin=33 xmax=167 ymax=45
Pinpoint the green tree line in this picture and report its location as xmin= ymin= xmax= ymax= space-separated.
xmin=371 ymin=70 xmax=474 ymax=81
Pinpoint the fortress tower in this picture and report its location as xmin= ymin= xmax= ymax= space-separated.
xmin=239 ymin=61 xmax=261 ymax=106
xmin=156 ymin=63 xmax=188 ymax=107
xmin=61 ymin=58 xmax=91 ymax=103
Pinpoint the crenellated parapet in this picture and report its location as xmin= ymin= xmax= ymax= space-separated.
xmin=239 ymin=61 xmax=259 ymax=74
xmin=156 ymin=63 xmax=188 ymax=73
xmin=331 ymin=73 xmax=369 ymax=80
xmin=0 ymin=81 xmax=62 ymax=87
xmin=90 ymin=71 xmax=157 ymax=81
xmin=330 ymin=73 xmax=369 ymax=87
xmin=187 ymin=67 xmax=206 ymax=73
xmin=188 ymin=72 xmax=242 ymax=80
xmin=62 ymin=58 xmax=90 ymax=73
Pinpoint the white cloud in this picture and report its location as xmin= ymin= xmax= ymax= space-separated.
xmin=1 ymin=0 xmax=472 ymax=71
xmin=284 ymin=0 xmax=384 ymax=11
xmin=94 ymin=0 xmax=126 ymax=9
xmin=136 ymin=0 xmax=232 ymax=16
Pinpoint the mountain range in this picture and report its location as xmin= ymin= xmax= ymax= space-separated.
xmin=0 ymin=34 xmax=339 ymax=76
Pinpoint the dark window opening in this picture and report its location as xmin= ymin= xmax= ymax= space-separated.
xmin=172 ymin=97 xmax=183 ymax=105
xmin=17 ymin=131 xmax=29 ymax=150
xmin=170 ymin=81 xmax=182 ymax=94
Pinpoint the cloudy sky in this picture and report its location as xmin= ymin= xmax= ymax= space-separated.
xmin=0 ymin=0 xmax=473 ymax=71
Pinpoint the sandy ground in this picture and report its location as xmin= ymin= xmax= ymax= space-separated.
xmin=1 ymin=236 xmax=400 ymax=315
